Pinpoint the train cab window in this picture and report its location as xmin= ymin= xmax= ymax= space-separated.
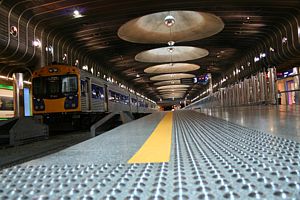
xmin=33 ymin=75 xmax=78 ymax=99
xmin=62 ymin=76 xmax=77 ymax=94
xmin=47 ymin=76 xmax=60 ymax=96
xmin=33 ymin=77 xmax=46 ymax=97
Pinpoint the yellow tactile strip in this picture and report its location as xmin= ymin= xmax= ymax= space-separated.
xmin=128 ymin=112 xmax=173 ymax=163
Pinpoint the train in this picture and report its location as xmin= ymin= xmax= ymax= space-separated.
xmin=31 ymin=64 xmax=157 ymax=128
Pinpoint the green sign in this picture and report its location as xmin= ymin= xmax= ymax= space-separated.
xmin=0 ymin=84 xmax=13 ymax=90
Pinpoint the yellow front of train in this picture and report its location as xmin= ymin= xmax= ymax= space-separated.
xmin=32 ymin=65 xmax=81 ymax=115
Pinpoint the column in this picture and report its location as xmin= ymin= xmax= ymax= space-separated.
xmin=259 ymin=72 xmax=266 ymax=103
xmin=220 ymin=88 xmax=224 ymax=107
xmin=268 ymin=67 xmax=277 ymax=104
xmin=251 ymin=75 xmax=257 ymax=103
xmin=13 ymin=73 xmax=24 ymax=118
xmin=293 ymin=67 xmax=300 ymax=104
xmin=207 ymin=73 xmax=213 ymax=95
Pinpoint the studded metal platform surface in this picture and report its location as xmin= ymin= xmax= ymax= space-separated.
xmin=0 ymin=110 xmax=300 ymax=199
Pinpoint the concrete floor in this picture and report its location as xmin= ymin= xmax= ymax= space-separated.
xmin=0 ymin=110 xmax=299 ymax=199
xmin=23 ymin=112 xmax=165 ymax=166
xmin=198 ymin=105 xmax=300 ymax=142
xmin=0 ymin=131 xmax=91 ymax=168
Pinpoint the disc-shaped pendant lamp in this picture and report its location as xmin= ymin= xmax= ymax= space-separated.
xmin=118 ymin=11 xmax=224 ymax=44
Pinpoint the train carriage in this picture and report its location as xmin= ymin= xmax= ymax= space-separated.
xmin=80 ymin=70 xmax=107 ymax=113
xmin=137 ymin=96 xmax=148 ymax=113
xmin=129 ymin=93 xmax=138 ymax=113
xmin=107 ymin=84 xmax=130 ymax=112
xmin=32 ymin=65 xmax=81 ymax=114
xmin=32 ymin=65 xmax=156 ymax=126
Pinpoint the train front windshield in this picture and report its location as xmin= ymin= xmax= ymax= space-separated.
xmin=33 ymin=75 xmax=78 ymax=99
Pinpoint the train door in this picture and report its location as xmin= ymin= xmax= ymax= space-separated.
xmin=80 ymin=79 xmax=89 ymax=112
xmin=87 ymin=78 xmax=92 ymax=111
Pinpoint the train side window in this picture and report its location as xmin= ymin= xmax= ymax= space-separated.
xmin=91 ymin=84 xmax=98 ymax=99
xmin=99 ymin=87 xmax=104 ymax=99
xmin=125 ymin=96 xmax=129 ymax=104
xmin=133 ymin=98 xmax=138 ymax=106
xmin=138 ymin=100 xmax=144 ymax=107
xmin=121 ymin=95 xmax=125 ymax=104
xmin=119 ymin=94 xmax=123 ymax=103
xmin=109 ymin=90 xmax=115 ymax=101
xmin=115 ymin=93 xmax=120 ymax=102
xmin=122 ymin=95 xmax=128 ymax=104
xmin=92 ymin=84 xmax=104 ymax=99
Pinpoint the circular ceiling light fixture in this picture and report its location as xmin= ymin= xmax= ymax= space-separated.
xmin=118 ymin=11 xmax=224 ymax=44
xmin=161 ymin=93 xmax=185 ymax=98
xmin=73 ymin=9 xmax=83 ymax=18
xmin=161 ymin=95 xmax=185 ymax=99
xmin=164 ymin=14 xmax=175 ymax=27
xmin=158 ymin=89 xmax=188 ymax=93
xmin=154 ymin=80 xmax=181 ymax=86
xmin=167 ymin=46 xmax=174 ymax=53
xmin=168 ymin=41 xmax=175 ymax=46
xmin=136 ymin=46 xmax=208 ymax=63
xmin=161 ymin=92 xmax=186 ymax=95
xmin=32 ymin=39 xmax=41 ymax=47
xmin=145 ymin=63 xmax=200 ymax=74
xmin=157 ymin=84 xmax=190 ymax=90
xmin=150 ymin=73 xmax=195 ymax=81
xmin=159 ymin=91 xmax=186 ymax=95
xmin=167 ymin=40 xmax=175 ymax=53
xmin=10 ymin=26 xmax=18 ymax=37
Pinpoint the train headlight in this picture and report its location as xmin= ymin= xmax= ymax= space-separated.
xmin=33 ymin=98 xmax=45 ymax=111
xmin=64 ymin=95 xmax=78 ymax=109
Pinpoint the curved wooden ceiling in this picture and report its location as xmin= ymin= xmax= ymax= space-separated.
xmin=1 ymin=0 xmax=300 ymax=102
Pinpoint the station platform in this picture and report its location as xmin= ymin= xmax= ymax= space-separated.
xmin=0 ymin=110 xmax=300 ymax=199
xmin=199 ymin=105 xmax=300 ymax=142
